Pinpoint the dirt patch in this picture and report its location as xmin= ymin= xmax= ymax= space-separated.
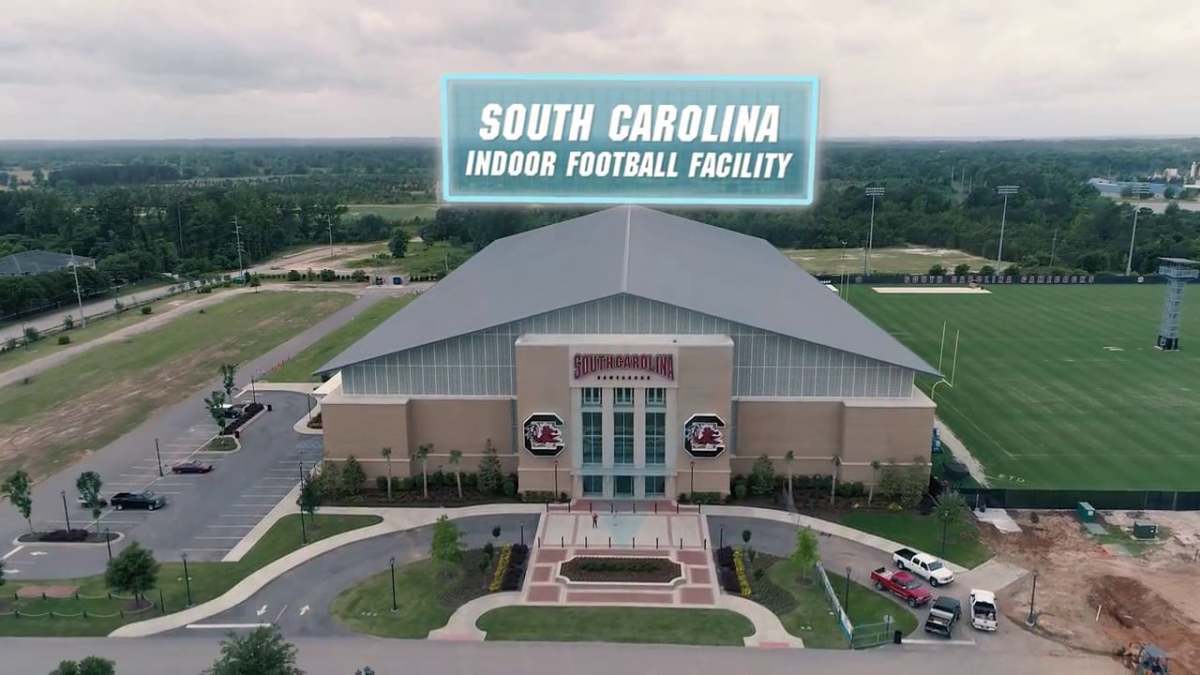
xmin=987 ymin=512 xmax=1200 ymax=674
xmin=16 ymin=585 xmax=79 ymax=599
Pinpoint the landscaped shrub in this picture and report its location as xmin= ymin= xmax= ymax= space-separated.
xmin=286 ymin=270 xmax=302 ymax=282
xmin=718 ymin=567 xmax=740 ymax=593
xmin=220 ymin=402 xmax=264 ymax=435
xmin=499 ymin=544 xmax=530 ymax=591
xmin=749 ymin=455 xmax=776 ymax=496
xmin=57 ymin=335 xmax=71 ymax=345
xmin=342 ymin=456 xmax=367 ymax=496
xmin=319 ymin=268 xmax=336 ymax=282
xmin=462 ymin=472 xmax=478 ymax=490
xmin=715 ymin=546 xmax=734 ymax=569
xmin=686 ymin=491 xmax=722 ymax=505
xmin=429 ymin=470 xmax=446 ymax=489
xmin=141 ymin=305 xmax=152 ymax=315
xmin=489 ymin=544 xmax=512 ymax=592
xmin=478 ymin=446 xmax=504 ymax=495
xmin=197 ymin=285 xmax=212 ymax=294
xmin=502 ymin=479 xmax=517 ymax=498
xmin=375 ymin=476 xmax=389 ymax=492
xmin=733 ymin=481 xmax=748 ymax=500
xmin=351 ymin=269 xmax=368 ymax=282
xmin=732 ymin=548 xmax=752 ymax=596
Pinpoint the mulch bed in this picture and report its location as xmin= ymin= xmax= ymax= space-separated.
xmin=328 ymin=488 xmax=520 ymax=508
xmin=17 ymin=529 xmax=118 ymax=544
xmin=560 ymin=556 xmax=682 ymax=583
xmin=16 ymin=585 xmax=79 ymax=599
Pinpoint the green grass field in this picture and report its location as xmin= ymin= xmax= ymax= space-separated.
xmin=477 ymin=606 xmax=754 ymax=646
xmin=0 ymin=514 xmax=379 ymax=636
xmin=0 ymin=290 xmax=353 ymax=480
xmin=783 ymin=246 xmax=994 ymax=276
xmin=264 ymin=295 xmax=414 ymax=382
xmin=344 ymin=204 xmax=438 ymax=222
xmin=837 ymin=512 xmax=991 ymax=568
xmin=852 ymin=284 xmax=1200 ymax=490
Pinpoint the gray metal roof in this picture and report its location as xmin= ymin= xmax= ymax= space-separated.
xmin=320 ymin=206 xmax=937 ymax=375
xmin=0 ymin=250 xmax=94 ymax=277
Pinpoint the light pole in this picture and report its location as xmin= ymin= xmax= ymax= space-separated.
xmin=104 ymin=527 xmax=113 ymax=561
xmin=155 ymin=438 xmax=163 ymax=477
xmin=60 ymin=490 xmax=72 ymax=532
xmin=389 ymin=556 xmax=398 ymax=612
xmin=249 ymin=375 xmax=258 ymax=405
xmin=233 ymin=215 xmax=246 ymax=282
xmin=1125 ymin=183 xmax=1151 ymax=275
xmin=996 ymin=185 xmax=1019 ymax=270
xmin=690 ymin=460 xmax=696 ymax=497
xmin=182 ymin=552 xmax=193 ymax=606
xmin=864 ymin=187 xmax=885 ymax=277
xmin=69 ymin=249 xmax=86 ymax=328
xmin=1026 ymin=571 xmax=1039 ymax=626
xmin=298 ymin=462 xmax=308 ymax=545
xmin=327 ymin=215 xmax=335 ymax=261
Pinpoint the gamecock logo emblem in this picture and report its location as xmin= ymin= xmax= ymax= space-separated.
xmin=523 ymin=413 xmax=565 ymax=457
xmin=684 ymin=414 xmax=726 ymax=458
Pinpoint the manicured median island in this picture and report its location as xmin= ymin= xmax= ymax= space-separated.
xmin=837 ymin=511 xmax=992 ymax=568
xmin=0 ymin=513 xmax=380 ymax=636
xmin=477 ymin=606 xmax=755 ymax=646
xmin=749 ymin=555 xmax=918 ymax=649
xmin=331 ymin=549 xmax=496 ymax=638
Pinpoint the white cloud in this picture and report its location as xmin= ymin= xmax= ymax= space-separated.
xmin=0 ymin=0 xmax=1195 ymax=139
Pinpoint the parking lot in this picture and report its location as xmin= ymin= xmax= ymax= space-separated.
xmin=1 ymin=391 xmax=321 ymax=577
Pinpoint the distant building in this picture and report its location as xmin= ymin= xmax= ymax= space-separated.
xmin=1190 ymin=161 xmax=1199 ymax=180
xmin=0 ymin=250 xmax=95 ymax=277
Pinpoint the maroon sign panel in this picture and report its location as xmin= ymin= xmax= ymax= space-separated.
xmin=573 ymin=353 xmax=675 ymax=380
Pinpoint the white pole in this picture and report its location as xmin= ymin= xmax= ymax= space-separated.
xmin=950 ymin=330 xmax=961 ymax=386
xmin=70 ymin=249 xmax=85 ymax=328
xmin=327 ymin=216 xmax=334 ymax=260
xmin=233 ymin=216 xmax=245 ymax=281
xmin=997 ymin=193 xmax=1009 ymax=268
xmin=1125 ymin=207 xmax=1141 ymax=276
xmin=865 ymin=195 xmax=877 ymax=277
xmin=937 ymin=320 xmax=947 ymax=372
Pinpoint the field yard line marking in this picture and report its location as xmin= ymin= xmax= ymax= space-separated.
xmin=185 ymin=623 xmax=271 ymax=630
xmin=1 ymin=546 xmax=23 ymax=560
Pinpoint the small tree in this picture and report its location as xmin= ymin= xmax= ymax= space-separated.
xmin=830 ymin=456 xmax=842 ymax=506
xmin=23 ymin=326 xmax=40 ymax=345
xmin=928 ymin=263 xmax=946 ymax=276
xmin=219 ymin=363 xmax=238 ymax=400
xmin=935 ymin=490 xmax=970 ymax=556
xmin=206 ymin=625 xmax=301 ymax=675
xmin=205 ymin=390 xmax=228 ymax=431
xmin=388 ymin=228 xmax=409 ymax=258
xmin=380 ymin=447 xmax=393 ymax=500
xmin=53 ymin=656 xmax=117 ymax=675
xmin=791 ymin=527 xmax=820 ymax=584
xmin=62 ymin=315 xmax=75 ymax=331
xmin=431 ymin=515 xmax=463 ymax=566
xmin=478 ymin=441 xmax=503 ymax=495
xmin=741 ymin=529 xmax=752 ymax=545
xmin=868 ymin=460 xmax=882 ymax=505
xmin=449 ymin=449 xmax=463 ymax=499
xmin=341 ymin=456 xmax=366 ymax=496
xmin=0 ymin=560 xmax=5 ymax=587
xmin=749 ymin=455 xmax=775 ymax=496
xmin=413 ymin=443 xmax=432 ymax=499
xmin=316 ymin=461 xmax=343 ymax=498
xmin=298 ymin=477 xmax=321 ymax=522
xmin=2 ymin=470 xmax=33 ymax=534
xmin=980 ymin=264 xmax=996 ymax=276
xmin=76 ymin=471 xmax=104 ymax=532
xmin=105 ymin=541 xmax=159 ymax=607
xmin=953 ymin=263 xmax=971 ymax=276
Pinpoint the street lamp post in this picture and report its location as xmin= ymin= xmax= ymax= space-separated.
xmin=553 ymin=459 xmax=559 ymax=498
xmin=298 ymin=462 xmax=308 ymax=545
xmin=389 ymin=556 xmax=398 ymax=612
xmin=996 ymin=186 xmax=1019 ymax=269
xmin=1125 ymin=183 xmax=1152 ymax=275
xmin=60 ymin=490 xmax=72 ymax=532
xmin=155 ymin=438 xmax=164 ymax=477
xmin=182 ymin=553 xmax=193 ymax=606
xmin=690 ymin=460 xmax=696 ymax=498
xmin=864 ymin=187 xmax=885 ymax=277
xmin=105 ymin=527 xmax=113 ymax=561
xmin=1026 ymin=571 xmax=1039 ymax=626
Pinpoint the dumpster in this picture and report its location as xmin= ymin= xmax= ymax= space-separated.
xmin=1133 ymin=521 xmax=1158 ymax=540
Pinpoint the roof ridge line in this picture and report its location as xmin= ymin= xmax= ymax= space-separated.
xmin=620 ymin=204 xmax=632 ymax=292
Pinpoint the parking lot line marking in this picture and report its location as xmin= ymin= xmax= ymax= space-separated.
xmin=186 ymin=623 xmax=271 ymax=630
xmin=902 ymin=639 xmax=976 ymax=646
xmin=194 ymin=536 xmax=244 ymax=540
xmin=205 ymin=525 xmax=255 ymax=529
xmin=218 ymin=514 xmax=262 ymax=518
xmin=2 ymin=546 xmax=23 ymax=560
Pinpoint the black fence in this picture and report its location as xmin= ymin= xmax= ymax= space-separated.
xmin=955 ymin=487 xmax=1200 ymax=511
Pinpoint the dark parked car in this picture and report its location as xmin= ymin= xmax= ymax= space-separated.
xmin=924 ymin=596 xmax=963 ymax=638
xmin=111 ymin=491 xmax=167 ymax=511
xmin=172 ymin=461 xmax=214 ymax=474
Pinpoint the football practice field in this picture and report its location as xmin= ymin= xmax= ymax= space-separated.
xmin=850 ymin=284 xmax=1200 ymax=490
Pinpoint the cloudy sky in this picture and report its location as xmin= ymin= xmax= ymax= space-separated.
xmin=1 ymin=0 xmax=1196 ymax=140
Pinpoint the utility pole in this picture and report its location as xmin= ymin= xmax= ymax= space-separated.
xmin=327 ymin=215 xmax=335 ymax=261
xmin=864 ymin=186 xmax=886 ymax=277
xmin=69 ymin=249 xmax=86 ymax=328
xmin=996 ymin=186 xmax=1019 ymax=269
xmin=1124 ymin=183 xmax=1151 ymax=276
xmin=233 ymin=215 xmax=246 ymax=282
xmin=1049 ymin=227 xmax=1059 ymax=269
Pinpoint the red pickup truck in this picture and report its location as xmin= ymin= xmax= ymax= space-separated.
xmin=871 ymin=567 xmax=933 ymax=607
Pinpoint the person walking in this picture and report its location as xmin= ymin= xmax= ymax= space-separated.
xmin=592 ymin=512 xmax=599 ymax=529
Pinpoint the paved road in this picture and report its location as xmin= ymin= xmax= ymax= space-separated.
xmin=0 ymin=283 xmax=178 ymax=342
xmin=176 ymin=514 xmax=538 ymax=637
xmin=0 ymin=290 xmax=407 ymax=579
xmin=2 ymin=635 xmax=1123 ymax=674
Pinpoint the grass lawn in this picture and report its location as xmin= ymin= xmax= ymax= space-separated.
xmin=851 ymin=284 xmax=1200 ymax=490
xmin=0 ymin=303 xmax=160 ymax=374
xmin=782 ymin=246 xmax=994 ymax=276
xmin=477 ymin=606 xmax=755 ymax=646
xmin=751 ymin=555 xmax=918 ymax=649
xmin=344 ymin=240 xmax=473 ymax=277
xmin=0 ymin=290 xmax=353 ymax=480
xmin=264 ymin=295 xmax=414 ymax=382
xmin=837 ymin=512 xmax=991 ymax=568
xmin=0 ymin=514 xmax=380 ymax=636
xmin=344 ymin=204 xmax=439 ymax=222
xmin=332 ymin=550 xmax=494 ymax=638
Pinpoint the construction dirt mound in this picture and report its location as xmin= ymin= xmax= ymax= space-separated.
xmin=1088 ymin=575 xmax=1200 ymax=675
